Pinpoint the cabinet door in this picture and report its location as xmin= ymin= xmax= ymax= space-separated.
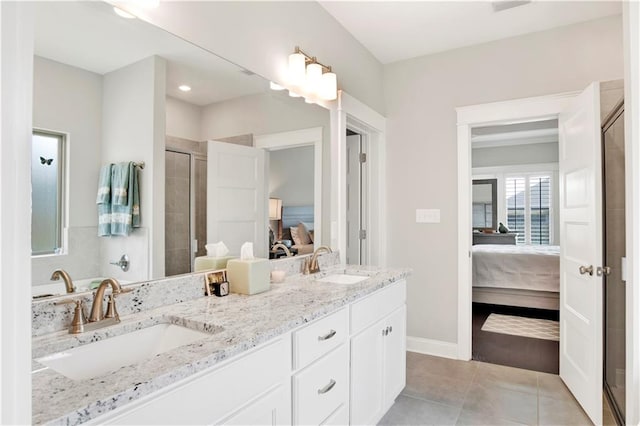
xmin=384 ymin=305 xmax=407 ymax=406
xmin=350 ymin=318 xmax=385 ymax=425
xmin=223 ymin=385 xmax=288 ymax=426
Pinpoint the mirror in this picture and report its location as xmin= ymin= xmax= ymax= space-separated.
xmin=472 ymin=179 xmax=497 ymax=231
xmin=31 ymin=1 xmax=330 ymax=295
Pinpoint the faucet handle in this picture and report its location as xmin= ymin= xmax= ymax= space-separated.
xmin=105 ymin=294 xmax=120 ymax=321
xmin=303 ymin=257 xmax=311 ymax=275
xmin=55 ymin=298 xmax=87 ymax=334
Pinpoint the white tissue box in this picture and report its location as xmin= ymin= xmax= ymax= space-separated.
xmin=226 ymin=258 xmax=270 ymax=295
xmin=194 ymin=256 xmax=236 ymax=272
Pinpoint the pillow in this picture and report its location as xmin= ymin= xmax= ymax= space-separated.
xmin=302 ymin=221 xmax=314 ymax=232
xmin=308 ymin=230 xmax=314 ymax=243
xmin=290 ymin=226 xmax=302 ymax=246
xmin=291 ymin=223 xmax=312 ymax=246
xmin=297 ymin=223 xmax=312 ymax=245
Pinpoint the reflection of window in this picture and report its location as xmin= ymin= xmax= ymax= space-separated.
xmin=506 ymin=174 xmax=552 ymax=245
xmin=31 ymin=129 xmax=65 ymax=256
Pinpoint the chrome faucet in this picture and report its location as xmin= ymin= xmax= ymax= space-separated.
xmin=50 ymin=269 xmax=75 ymax=293
xmin=304 ymin=246 xmax=333 ymax=274
xmin=272 ymin=243 xmax=292 ymax=257
xmin=89 ymin=278 xmax=131 ymax=322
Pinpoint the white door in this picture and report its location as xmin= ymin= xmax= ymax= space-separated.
xmin=558 ymin=82 xmax=603 ymax=425
xmin=207 ymin=140 xmax=267 ymax=258
xmin=347 ymin=134 xmax=367 ymax=264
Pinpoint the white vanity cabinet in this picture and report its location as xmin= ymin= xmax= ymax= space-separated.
xmin=94 ymin=338 xmax=291 ymax=425
xmin=88 ymin=278 xmax=407 ymax=426
xmin=350 ymin=280 xmax=407 ymax=425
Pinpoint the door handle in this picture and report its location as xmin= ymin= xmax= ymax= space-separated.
xmin=579 ymin=265 xmax=594 ymax=276
xmin=597 ymin=266 xmax=611 ymax=276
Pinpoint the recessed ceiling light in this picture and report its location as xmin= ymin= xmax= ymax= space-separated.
xmin=270 ymin=82 xmax=285 ymax=91
xmin=113 ymin=6 xmax=136 ymax=19
xmin=178 ymin=85 xmax=192 ymax=92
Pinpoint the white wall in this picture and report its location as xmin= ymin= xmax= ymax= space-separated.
xmin=269 ymin=146 xmax=314 ymax=206
xmin=117 ymin=1 xmax=385 ymax=114
xmin=201 ymin=92 xmax=331 ymax=244
xmin=101 ymin=56 xmax=166 ymax=281
xmin=384 ymin=16 xmax=624 ymax=344
xmin=31 ymin=56 xmax=103 ymax=284
xmin=472 ymin=142 xmax=558 ymax=168
xmin=165 ymin=96 xmax=202 ymax=142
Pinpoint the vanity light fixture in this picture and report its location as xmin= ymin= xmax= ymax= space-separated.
xmin=286 ymin=46 xmax=337 ymax=101
xmin=113 ymin=6 xmax=136 ymax=19
xmin=178 ymin=85 xmax=192 ymax=92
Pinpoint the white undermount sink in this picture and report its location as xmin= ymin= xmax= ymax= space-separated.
xmin=35 ymin=323 xmax=211 ymax=381
xmin=316 ymin=274 xmax=369 ymax=285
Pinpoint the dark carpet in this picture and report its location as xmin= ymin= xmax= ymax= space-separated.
xmin=472 ymin=302 xmax=559 ymax=374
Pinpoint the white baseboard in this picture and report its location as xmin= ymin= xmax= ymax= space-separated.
xmin=407 ymin=336 xmax=459 ymax=360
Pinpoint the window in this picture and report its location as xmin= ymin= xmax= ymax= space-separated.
xmin=505 ymin=174 xmax=552 ymax=245
xmin=31 ymin=129 xmax=65 ymax=256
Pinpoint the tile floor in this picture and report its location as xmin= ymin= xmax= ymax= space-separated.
xmin=379 ymin=352 xmax=617 ymax=425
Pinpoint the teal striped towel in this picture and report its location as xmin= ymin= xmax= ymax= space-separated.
xmin=111 ymin=162 xmax=140 ymax=236
xmin=111 ymin=162 xmax=130 ymax=206
xmin=97 ymin=164 xmax=112 ymax=236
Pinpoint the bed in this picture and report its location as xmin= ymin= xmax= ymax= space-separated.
xmin=281 ymin=205 xmax=315 ymax=255
xmin=472 ymin=244 xmax=560 ymax=310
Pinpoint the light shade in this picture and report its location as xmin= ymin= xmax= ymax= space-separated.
xmin=320 ymin=72 xmax=337 ymax=101
xmin=288 ymin=53 xmax=306 ymax=87
xmin=269 ymin=198 xmax=282 ymax=220
xmin=305 ymin=62 xmax=323 ymax=97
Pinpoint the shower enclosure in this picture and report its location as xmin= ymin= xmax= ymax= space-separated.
xmin=165 ymin=138 xmax=207 ymax=277
xmin=602 ymin=100 xmax=625 ymax=424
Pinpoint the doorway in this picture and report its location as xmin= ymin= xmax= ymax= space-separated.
xmin=469 ymin=119 xmax=561 ymax=374
xmin=346 ymin=129 xmax=368 ymax=265
xmin=457 ymin=84 xmax=608 ymax=425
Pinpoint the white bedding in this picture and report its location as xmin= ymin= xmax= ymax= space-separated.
xmin=472 ymin=244 xmax=560 ymax=292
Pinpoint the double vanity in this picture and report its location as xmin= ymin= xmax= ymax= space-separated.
xmin=32 ymin=254 xmax=410 ymax=425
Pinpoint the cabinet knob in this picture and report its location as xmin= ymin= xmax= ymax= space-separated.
xmin=318 ymin=379 xmax=336 ymax=394
xmin=318 ymin=329 xmax=337 ymax=341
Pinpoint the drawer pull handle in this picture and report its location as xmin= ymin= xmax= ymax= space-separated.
xmin=318 ymin=329 xmax=337 ymax=341
xmin=318 ymin=379 xmax=336 ymax=394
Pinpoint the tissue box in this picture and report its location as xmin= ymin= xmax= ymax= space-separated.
xmin=194 ymin=256 xmax=236 ymax=272
xmin=226 ymin=258 xmax=270 ymax=295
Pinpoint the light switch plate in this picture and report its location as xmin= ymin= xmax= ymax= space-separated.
xmin=416 ymin=209 xmax=440 ymax=223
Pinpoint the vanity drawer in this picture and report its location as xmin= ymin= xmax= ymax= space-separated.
xmin=293 ymin=307 xmax=348 ymax=370
xmin=293 ymin=344 xmax=349 ymax=426
xmin=320 ymin=403 xmax=349 ymax=426
xmin=351 ymin=279 xmax=406 ymax=335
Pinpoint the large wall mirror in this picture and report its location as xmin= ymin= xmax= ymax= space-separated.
xmin=31 ymin=1 xmax=330 ymax=297
xmin=472 ymin=178 xmax=497 ymax=231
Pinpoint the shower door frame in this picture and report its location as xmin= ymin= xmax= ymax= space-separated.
xmin=166 ymin=148 xmax=207 ymax=274
xmin=602 ymin=100 xmax=626 ymax=425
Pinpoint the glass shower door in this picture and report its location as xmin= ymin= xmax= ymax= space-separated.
xmin=602 ymin=102 xmax=625 ymax=423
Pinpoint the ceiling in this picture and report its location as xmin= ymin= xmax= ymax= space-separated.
xmin=33 ymin=2 xmax=267 ymax=106
xmin=319 ymin=1 xmax=622 ymax=64
xmin=471 ymin=119 xmax=558 ymax=148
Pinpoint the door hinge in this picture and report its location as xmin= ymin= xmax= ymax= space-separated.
xmin=359 ymin=153 xmax=367 ymax=163
xmin=359 ymin=229 xmax=367 ymax=240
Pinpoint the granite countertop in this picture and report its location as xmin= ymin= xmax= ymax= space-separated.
xmin=32 ymin=264 xmax=411 ymax=425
